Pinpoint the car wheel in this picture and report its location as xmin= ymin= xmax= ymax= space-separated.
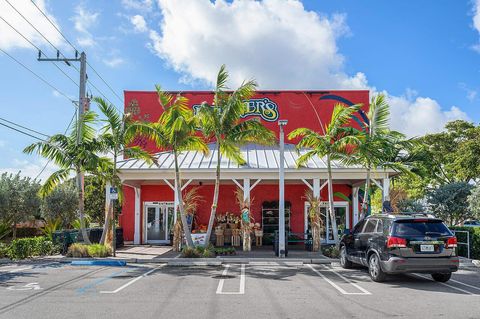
xmin=339 ymin=246 xmax=353 ymax=269
xmin=431 ymin=273 xmax=452 ymax=282
xmin=368 ymin=253 xmax=386 ymax=282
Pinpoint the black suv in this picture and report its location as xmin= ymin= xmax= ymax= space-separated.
xmin=339 ymin=214 xmax=459 ymax=282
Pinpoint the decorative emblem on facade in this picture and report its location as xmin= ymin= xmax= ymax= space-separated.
xmin=192 ymin=97 xmax=279 ymax=122
xmin=126 ymin=99 xmax=141 ymax=116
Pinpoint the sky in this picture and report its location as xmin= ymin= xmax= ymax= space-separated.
xmin=0 ymin=0 xmax=479 ymax=181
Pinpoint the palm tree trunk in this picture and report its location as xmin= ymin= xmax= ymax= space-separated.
xmin=77 ymin=169 xmax=91 ymax=244
xmin=174 ymin=149 xmax=194 ymax=247
xmin=205 ymin=140 xmax=220 ymax=244
xmin=361 ymin=168 xmax=371 ymax=219
xmin=327 ymin=155 xmax=339 ymax=245
xmin=100 ymin=182 xmax=111 ymax=245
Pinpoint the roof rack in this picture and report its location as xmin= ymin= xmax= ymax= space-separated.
xmin=398 ymin=212 xmax=436 ymax=218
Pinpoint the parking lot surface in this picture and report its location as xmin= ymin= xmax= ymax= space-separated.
xmin=0 ymin=261 xmax=479 ymax=318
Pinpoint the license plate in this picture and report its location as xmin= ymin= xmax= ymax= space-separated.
xmin=420 ymin=244 xmax=434 ymax=252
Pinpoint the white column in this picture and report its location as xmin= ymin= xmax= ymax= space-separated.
xmin=313 ymin=178 xmax=320 ymax=198
xmin=105 ymin=182 xmax=111 ymax=214
xmin=353 ymin=186 xmax=359 ymax=226
xmin=382 ymin=177 xmax=390 ymax=203
xmin=174 ymin=179 xmax=179 ymax=223
xmin=134 ymin=187 xmax=141 ymax=245
xmin=243 ymin=178 xmax=250 ymax=201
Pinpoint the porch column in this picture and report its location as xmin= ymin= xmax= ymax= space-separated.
xmin=313 ymin=178 xmax=320 ymax=198
xmin=382 ymin=177 xmax=390 ymax=203
xmin=243 ymin=178 xmax=250 ymax=201
xmin=174 ymin=179 xmax=179 ymax=223
xmin=352 ymin=186 xmax=359 ymax=226
xmin=134 ymin=187 xmax=141 ymax=244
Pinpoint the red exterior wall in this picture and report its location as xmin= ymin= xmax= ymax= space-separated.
xmin=120 ymin=90 xmax=368 ymax=243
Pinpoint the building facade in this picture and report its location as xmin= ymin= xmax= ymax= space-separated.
xmin=117 ymin=90 xmax=394 ymax=245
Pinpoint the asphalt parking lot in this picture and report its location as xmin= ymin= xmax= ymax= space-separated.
xmin=0 ymin=261 xmax=479 ymax=319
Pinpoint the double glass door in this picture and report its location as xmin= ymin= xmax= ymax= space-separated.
xmin=305 ymin=202 xmax=349 ymax=244
xmin=145 ymin=202 xmax=174 ymax=243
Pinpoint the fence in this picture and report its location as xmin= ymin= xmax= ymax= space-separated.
xmin=452 ymin=230 xmax=470 ymax=259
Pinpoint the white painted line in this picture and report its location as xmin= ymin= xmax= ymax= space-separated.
xmin=307 ymin=264 xmax=371 ymax=295
xmin=412 ymin=274 xmax=476 ymax=295
xmin=318 ymin=264 xmax=372 ymax=295
xmin=447 ymin=278 xmax=480 ymax=292
xmin=100 ymin=266 xmax=161 ymax=294
xmin=216 ymin=264 xmax=245 ymax=295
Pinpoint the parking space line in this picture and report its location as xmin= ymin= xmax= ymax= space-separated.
xmin=412 ymin=274 xmax=476 ymax=295
xmin=100 ymin=266 xmax=163 ymax=294
xmin=447 ymin=277 xmax=480 ymax=292
xmin=76 ymin=269 xmax=130 ymax=295
xmin=307 ymin=264 xmax=371 ymax=295
xmin=216 ymin=264 xmax=245 ymax=295
xmin=0 ymin=263 xmax=57 ymax=275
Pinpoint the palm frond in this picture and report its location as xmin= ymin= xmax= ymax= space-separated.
xmin=39 ymin=168 xmax=72 ymax=197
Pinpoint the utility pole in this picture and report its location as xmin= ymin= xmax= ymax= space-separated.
xmin=38 ymin=50 xmax=90 ymax=243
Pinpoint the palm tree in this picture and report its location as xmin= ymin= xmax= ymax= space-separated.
xmin=288 ymin=104 xmax=363 ymax=245
xmin=149 ymin=86 xmax=209 ymax=247
xmin=349 ymin=94 xmax=411 ymax=218
xmin=197 ymin=65 xmax=276 ymax=244
xmin=23 ymin=111 xmax=110 ymax=244
xmin=94 ymin=97 xmax=157 ymax=249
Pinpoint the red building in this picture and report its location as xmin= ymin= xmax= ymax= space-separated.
xmin=117 ymin=90 xmax=395 ymax=245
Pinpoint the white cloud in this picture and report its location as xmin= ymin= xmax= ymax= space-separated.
xmin=71 ymin=5 xmax=99 ymax=47
xmin=141 ymin=0 xmax=470 ymax=136
xmin=122 ymin=0 xmax=154 ymax=11
xmin=0 ymin=140 xmax=6 ymax=147
xmin=0 ymin=158 xmax=60 ymax=182
xmin=387 ymin=94 xmax=470 ymax=137
xmin=148 ymin=0 xmax=364 ymax=89
xmin=0 ymin=0 xmax=64 ymax=51
xmin=103 ymin=57 xmax=125 ymax=68
xmin=130 ymin=14 xmax=148 ymax=32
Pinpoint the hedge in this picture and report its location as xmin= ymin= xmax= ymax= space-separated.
xmin=7 ymin=237 xmax=60 ymax=260
xmin=449 ymin=226 xmax=480 ymax=260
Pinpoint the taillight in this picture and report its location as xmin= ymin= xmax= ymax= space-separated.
xmin=387 ymin=236 xmax=407 ymax=248
xmin=446 ymin=237 xmax=457 ymax=248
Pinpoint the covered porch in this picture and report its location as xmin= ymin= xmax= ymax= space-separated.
xmin=116 ymin=143 xmax=396 ymax=246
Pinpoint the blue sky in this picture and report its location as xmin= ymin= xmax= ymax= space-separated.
xmin=0 ymin=0 xmax=479 ymax=180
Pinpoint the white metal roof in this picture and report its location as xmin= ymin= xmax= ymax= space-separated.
xmin=117 ymin=143 xmax=360 ymax=171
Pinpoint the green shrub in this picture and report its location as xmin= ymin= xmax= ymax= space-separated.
xmin=449 ymin=226 xmax=480 ymax=259
xmin=181 ymin=246 xmax=201 ymax=258
xmin=8 ymin=237 xmax=56 ymax=260
xmin=87 ymin=244 xmax=111 ymax=257
xmin=0 ymin=243 xmax=8 ymax=258
xmin=67 ymin=243 xmax=90 ymax=258
xmin=321 ymin=245 xmax=340 ymax=258
xmin=180 ymin=245 xmax=216 ymax=258
xmin=214 ymin=247 xmax=236 ymax=255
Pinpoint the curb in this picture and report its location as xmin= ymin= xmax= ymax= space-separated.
xmin=71 ymin=260 xmax=127 ymax=267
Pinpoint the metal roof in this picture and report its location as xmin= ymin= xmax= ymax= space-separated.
xmin=117 ymin=143 xmax=361 ymax=171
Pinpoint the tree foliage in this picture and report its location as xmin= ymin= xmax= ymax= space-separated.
xmin=427 ymin=182 xmax=474 ymax=226
xmin=0 ymin=172 xmax=41 ymax=239
xmin=468 ymin=185 xmax=480 ymax=220
xmin=41 ymin=181 xmax=78 ymax=228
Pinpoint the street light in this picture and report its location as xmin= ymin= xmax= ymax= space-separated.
xmin=278 ymin=119 xmax=288 ymax=258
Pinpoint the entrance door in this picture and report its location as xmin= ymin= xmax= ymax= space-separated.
xmin=305 ymin=201 xmax=349 ymax=244
xmin=145 ymin=202 xmax=174 ymax=244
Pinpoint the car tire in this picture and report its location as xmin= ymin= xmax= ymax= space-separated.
xmin=431 ymin=273 xmax=452 ymax=282
xmin=339 ymin=245 xmax=353 ymax=269
xmin=368 ymin=253 xmax=386 ymax=282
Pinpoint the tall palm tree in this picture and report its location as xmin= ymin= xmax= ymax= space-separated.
xmin=94 ymin=97 xmax=157 ymax=249
xmin=288 ymin=104 xmax=363 ymax=245
xmin=23 ymin=111 xmax=110 ymax=244
xmin=149 ymin=86 xmax=209 ymax=247
xmin=197 ymin=65 xmax=276 ymax=244
xmin=349 ymin=94 xmax=411 ymax=218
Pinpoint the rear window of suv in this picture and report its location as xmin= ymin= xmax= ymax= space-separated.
xmin=392 ymin=219 xmax=452 ymax=236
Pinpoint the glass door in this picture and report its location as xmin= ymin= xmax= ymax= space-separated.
xmin=145 ymin=202 xmax=174 ymax=243
xmin=305 ymin=202 xmax=349 ymax=244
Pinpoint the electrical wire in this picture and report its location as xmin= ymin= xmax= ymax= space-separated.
xmin=0 ymin=15 xmax=79 ymax=88
xmin=0 ymin=47 xmax=76 ymax=104
xmin=0 ymin=117 xmax=50 ymax=138
xmin=0 ymin=121 xmax=47 ymax=141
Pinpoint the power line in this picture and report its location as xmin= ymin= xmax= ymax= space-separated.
xmin=0 ymin=15 xmax=79 ymax=88
xmin=26 ymin=0 xmax=125 ymax=109
xmin=0 ymin=121 xmax=47 ymax=141
xmin=0 ymin=47 xmax=76 ymax=105
xmin=34 ymin=109 xmax=77 ymax=180
xmin=0 ymin=117 xmax=50 ymax=138
xmin=29 ymin=0 xmax=77 ymax=52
